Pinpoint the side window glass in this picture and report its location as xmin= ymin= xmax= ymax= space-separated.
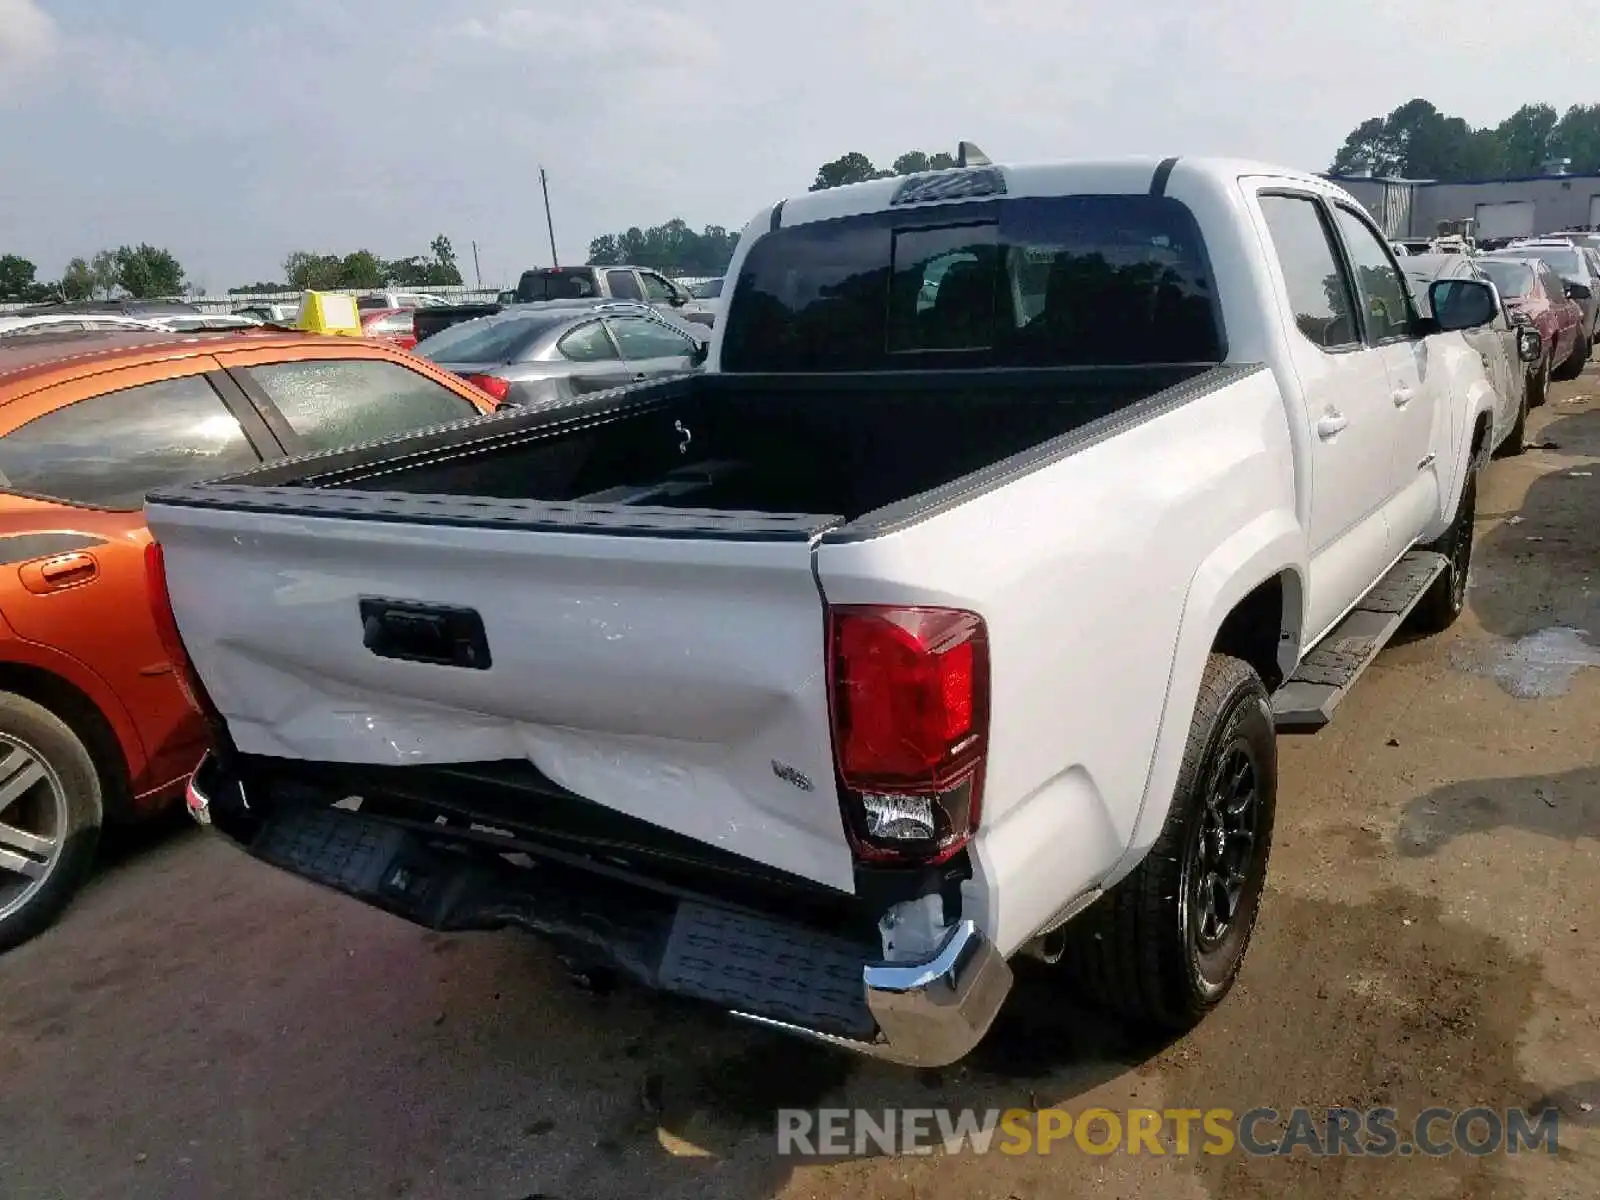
xmin=0 ymin=374 xmax=258 ymax=508
xmin=606 ymin=270 xmax=644 ymax=301
xmin=557 ymin=321 xmax=620 ymax=362
xmin=1258 ymin=195 xmax=1359 ymax=351
xmin=1332 ymin=206 xmax=1413 ymax=342
xmin=639 ymin=273 xmax=675 ymax=302
xmin=243 ymin=359 xmax=479 ymax=453
xmin=606 ymin=316 xmax=695 ymax=360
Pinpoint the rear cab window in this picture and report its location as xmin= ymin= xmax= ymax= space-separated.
xmin=0 ymin=374 xmax=260 ymax=509
xmin=720 ymin=192 xmax=1224 ymax=371
xmin=239 ymin=358 xmax=480 ymax=454
xmin=515 ymin=269 xmax=600 ymax=302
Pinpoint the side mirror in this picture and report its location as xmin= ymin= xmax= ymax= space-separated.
xmin=1564 ymin=279 xmax=1592 ymax=301
xmin=1428 ymin=278 xmax=1499 ymax=332
xmin=1516 ymin=327 xmax=1542 ymax=364
xmin=689 ymin=340 xmax=710 ymax=367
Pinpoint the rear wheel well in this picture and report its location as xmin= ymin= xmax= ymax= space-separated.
xmin=1471 ymin=412 xmax=1492 ymax=464
xmin=1212 ymin=574 xmax=1294 ymax=693
xmin=0 ymin=664 xmax=131 ymax=818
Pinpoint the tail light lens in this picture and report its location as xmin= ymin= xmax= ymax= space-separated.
xmin=144 ymin=541 xmax=221 ymax=723
xmin=463 ymin=373 xmax=511 ymax=405
xmin=827 ymin=605 xmax=989 ymax=864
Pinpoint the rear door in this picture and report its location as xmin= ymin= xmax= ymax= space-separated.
xmin=603 ymin=314 xmax=700 ymax=381
xmin=0 ymin=365 xmax=270 ymax=787
xmin=551 ymin=319 xmax=633 ymax=395
xmin=1254 ymin=190 xmax=1395 ymax=640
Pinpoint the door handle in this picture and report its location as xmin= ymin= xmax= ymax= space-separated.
xmin=19 ymin=552 xmax=98 ymax=594
xmin=1392 ymin=386 xmax=1415 ymax=408
xmin=1316 ymin=411 xmax=1349 ymax=439
xmin=632 ymin=372 xmax=648 ymax=381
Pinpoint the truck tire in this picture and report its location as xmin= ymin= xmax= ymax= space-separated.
xmin=1061 ymin=654 xmax=1276 ymax=1033
xmin=0 ymin=693 xmax=103 ymax=953
xmin=1408 ymin=469 xmax=1476 ymax=636
xmin=1552 ymin=336 xmax=1589 ymax=382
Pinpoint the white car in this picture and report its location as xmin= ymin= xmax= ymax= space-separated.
xmin=0 ymin=313 xmax=165 ymax=338
xmin=151 ymin=155 xmax=1503 ymax=1067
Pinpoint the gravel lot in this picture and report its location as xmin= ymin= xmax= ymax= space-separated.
xmin=2 ymin=376 xmax=1596 ymax=1200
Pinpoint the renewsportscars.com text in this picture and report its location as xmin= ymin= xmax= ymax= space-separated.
xmin=776 ymin=1106 xmax=1560 ymax=1158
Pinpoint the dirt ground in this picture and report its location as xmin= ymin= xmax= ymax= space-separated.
xmin=1 ymin=377 xmax=1596 ymax=1200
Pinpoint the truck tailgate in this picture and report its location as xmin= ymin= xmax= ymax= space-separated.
xmin=145 ymin=497 xmax=857 ymax=892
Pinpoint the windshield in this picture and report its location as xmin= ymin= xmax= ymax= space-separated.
xmin=721 ymin=193 xmax=1222 ymax=371
xmin=1475 ymin=259 xmax=1534 ymax=298
xmin=414 ymin=312 xmax=564 ymax=363
xmin=515 ymin=269 xmax=599 ymax=302
xmin=1512 ymin=246 xmax=1581 ymax=276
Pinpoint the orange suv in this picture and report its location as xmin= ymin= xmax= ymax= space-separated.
xmin=0 ymin=329 xmax=497 ymax=949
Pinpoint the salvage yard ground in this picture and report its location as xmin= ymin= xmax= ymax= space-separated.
xmin=1 ymin=377 xmax=1597 ymax=1200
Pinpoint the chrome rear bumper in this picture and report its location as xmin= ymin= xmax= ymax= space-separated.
xmin=734 ymin=920 xmax=1013 ymax=1068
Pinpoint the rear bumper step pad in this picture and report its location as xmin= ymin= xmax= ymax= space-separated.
xmin=251 ymin=803 xmax=879 ymax=1039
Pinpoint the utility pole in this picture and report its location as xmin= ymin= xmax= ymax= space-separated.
xmin=540 ymin=166 xmax=559 ymax=267
xmin=471 ymin=240 xmax=482 ymax=290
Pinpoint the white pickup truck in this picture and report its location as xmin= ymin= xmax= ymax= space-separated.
xmin=149 ymin=156 xmax=1508 ymax=1068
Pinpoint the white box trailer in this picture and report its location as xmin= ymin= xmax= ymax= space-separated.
xmin=1474 ymin=200 xmax=1536 ymax=240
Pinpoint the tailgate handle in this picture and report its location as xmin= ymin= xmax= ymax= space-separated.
xmin=359 ymin=599 xmax=492 ymax=670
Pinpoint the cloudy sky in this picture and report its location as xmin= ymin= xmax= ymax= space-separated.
xmin=1 ymin=0 xmax=1593 ymax=292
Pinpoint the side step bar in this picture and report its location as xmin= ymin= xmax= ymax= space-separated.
xmin=1272 ymin=550 xmax=1448 ymax=734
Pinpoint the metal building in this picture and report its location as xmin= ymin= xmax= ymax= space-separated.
xmin=1327 ymin=159 xmax=1600 ymax=241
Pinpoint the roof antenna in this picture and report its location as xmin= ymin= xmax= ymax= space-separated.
xmin=957 ymin=141 xmax=991 ymax=168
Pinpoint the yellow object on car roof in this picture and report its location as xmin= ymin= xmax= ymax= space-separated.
xmin=294 ymin=291 xmax=362 ymax=337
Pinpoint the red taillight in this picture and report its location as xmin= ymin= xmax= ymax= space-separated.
xmin=463 ymin=373 xmax=511 ymax=404
xmin=828 ymin=606 xmax=989 ymax=864
xmin=144 ymin=541 xmax=220 ymax=721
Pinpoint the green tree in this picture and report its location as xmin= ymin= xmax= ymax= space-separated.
xmin=90 ymin=250 xmax=119 ymax=299
xmin=429 ymin=234 xmax=461 ymax=284
xmin=60 ymin=257 xmax=95 ymax=301
xmin=586 ymin=233 xmax=621 ymax=265
xmin=336 ymin=250 xmax=384 ymax=289
xmin=1495 ymin=104 xmax=1559 ymax=175
xmin=283 ymin=250 xmax=342 ymax=291
xmin=583 ymin=221 xmax=738 ymax=275
xmin=1551 ymin=104 xmax=1600 ymax=173
xmin=113 ymin=243 xmax=185 ymax=298
xmin=891 ymin=150 xmax=958 ymax=175
xmin=809 ymin=151 xmax=885 ymax=191
xmin=0 ymin=254 xmax=40 ymax=301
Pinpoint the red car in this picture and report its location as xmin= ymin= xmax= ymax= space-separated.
xmin=1476 ymin=256 xmax=1583 ymax=406
xmin=360 ymin=307 xmax=418 ymax=350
